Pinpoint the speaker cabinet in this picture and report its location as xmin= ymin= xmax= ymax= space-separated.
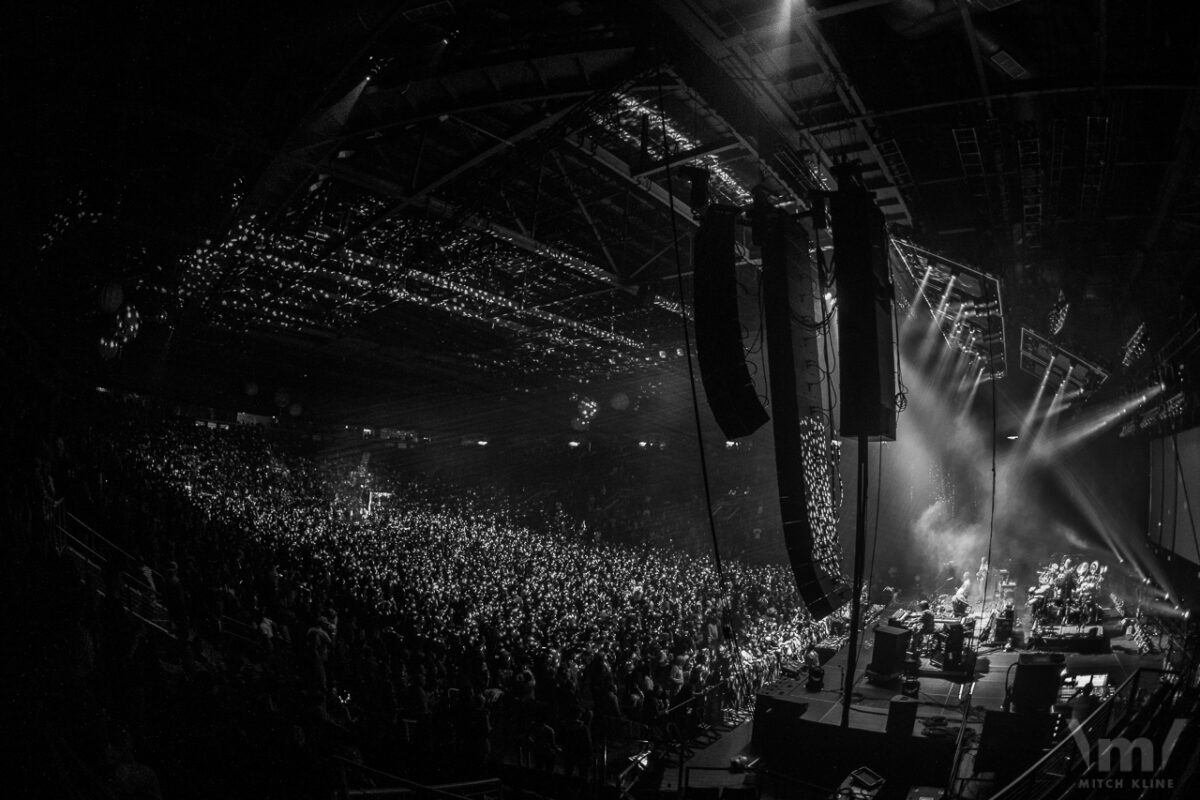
xmin=753 ymin=679 xmax=812 ymax=744
xmin=866 ymin=625 xmax=911 ymax=683
xmin=694 ymin=206 xmax=769 ymax=438
xmin=1010 ymin=662 xmax=1062 ymax=714
xmin=831 ymin=170 xmax=896 ymax=440
xmin=976 ymin=710 xmax=1056 ymax=780
xmin=761 ymin=211 xmax=850 ymax=620
xmin=887 ymin=694 xmax=919 ymax=737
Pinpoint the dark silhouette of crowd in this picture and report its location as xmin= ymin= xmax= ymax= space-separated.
xmin=7 ymin=386 xmax=831 ymax=799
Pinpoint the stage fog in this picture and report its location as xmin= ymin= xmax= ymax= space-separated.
xmin=834 ymin=313 xmax=1151 ymax=603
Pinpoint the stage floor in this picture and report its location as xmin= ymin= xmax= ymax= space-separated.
xmin=809 ymin=644 xmax=1153 ymax=727
xmin=658 ymin=719 xmax=757 ymax=794
xmin=662 ymin=605 xmax=1161 ymax=798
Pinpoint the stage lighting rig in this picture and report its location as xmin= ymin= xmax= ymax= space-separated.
xmin=1134 ymin=389 xmax=1187 ymax=434
xmin=1019 ymin=327 xmax=1110 ymax=402
xmin=1124 ymin=313 xmax=1198 ymax=435
xmin=1048 ymin=290 xmax=1069 ymax=336
xmin=1121 ymin=322 xmax=1147 ymax=368
xmin=890 ymin=239 xmax=1007 ymax=380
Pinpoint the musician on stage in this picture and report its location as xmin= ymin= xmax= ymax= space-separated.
xmin=911 ymin=573 xmax=925 ymax=603
xmin=1077 ymin=561 xmax=1104 ymax=623
xmin=803 ymin=643 xmax=821 ymax=671
xmin=885 ymin=566 xmax=902 ymax=602
xmin=913 ymin=600 xmax=936 ymax=654
xmin=1029 ymin=562 xmax=1058 ymax=620
xmin=872 ymin=566 xmax=903 ymax=605
xmin=803 ymin=643 xmax=825 ymax=690
xmin=1055 ymin=559 xmax=1077 ymax=604
xmin=951 ymin=571 xmax=972 ymax=616
xmin=974 ymin=557 xmax=989 ymax=602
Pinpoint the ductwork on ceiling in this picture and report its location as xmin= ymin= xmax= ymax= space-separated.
xmin=878 ymin=0 xmax=1032 ymax=78
xmin=878 ymin=0 xmax=961 ymax=39
xmin=971 ymin=19 xmax=1032 ymax=79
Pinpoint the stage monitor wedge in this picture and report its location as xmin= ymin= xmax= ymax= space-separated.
xmin=693 ymin=205 xmax=769 ymax=439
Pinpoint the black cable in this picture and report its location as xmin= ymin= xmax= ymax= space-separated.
xmin=871 ymin=439 xmax=883 ymax=591
xmin=891 ymin=288 xmax=909 ymax=412
xmin=756 ymin=257 xmax=772 ymax=411
xmin=809 ymin=241 xmax=841 ymax=497
xmin=946 ymin=295 xmax=998 ymax=797
xmin=1158 ymin=432 xmax=1168 ymax=549
xmin=1170 ymin=431 xmax=1179 ymax=555
xmin=654 ymin=72 xmax=729 ymax=600
xmin=1169 ymin=429 xmax=1199 ymax=566
xmin=814 ymin=244 xmax=839 ymax=429
xmin=981 ymin=296 xmax=999 ymax=612
xmin=853 ymin=439 xmax=885 ymax=672
xmin=842 ymin=433 xmax=871 ymax=729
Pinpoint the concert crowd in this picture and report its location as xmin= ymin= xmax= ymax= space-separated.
xmin=11 ymin=398 xmax=834 ymax=798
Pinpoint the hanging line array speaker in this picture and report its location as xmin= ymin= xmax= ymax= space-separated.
xmin=760 ymin=208 xmax=851 ymax=620
xmin=831 ymin=169 xmax=897 ymax=440
xmin=693 ymin=205 xmax=769 ymax=439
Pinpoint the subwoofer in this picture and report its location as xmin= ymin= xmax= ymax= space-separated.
xmin=865 ymin=625 xmax=911 ymax=684
xmin=887 ymin=694 xmax=919 ymax=736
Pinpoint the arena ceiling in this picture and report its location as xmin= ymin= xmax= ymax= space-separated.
xmin=15 ymin=0 xmax=1200 ymax=422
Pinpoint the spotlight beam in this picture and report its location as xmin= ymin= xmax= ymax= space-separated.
xmin=910 ymin=262 xmax=934 ymax=320
xmin=1050 ymin=384 xmax=1165 ymax=453
xmin=958 ymin=367 xmax=984 ymax=417
xmin=1028 ymin=379 xmax=1068 ymax=453
xmin=1019 ymin=360 xmax=1054 ymax=440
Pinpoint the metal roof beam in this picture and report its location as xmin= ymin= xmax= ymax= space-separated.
xmin=315 ymin=46 xmax=642 ymax=147
xmin=651 ymin=0 xmax=821 ymax=200
xmin=1129 ymin=86 xmax=1200 ymax=285
xmin=420 ymin=196 xmax=635 ymax=294
xmin=802 ymin=84 xmax=1197 ymax=135
xmin=551 ymin=151 xmax=621 ymax=273
xmin=565 ymin=132 xmax=698 ymax=225
xmin=347 ymin=104 xmax=578 ymax=236
xmin=630 ymin=136 xmax=742 ymax=178
xmin=251 ymin=145 xmax=638 ymax=297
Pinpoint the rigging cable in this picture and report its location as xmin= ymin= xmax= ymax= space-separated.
xmin=813 ymin=240 xmax=840 ymax=429
xmin=1169 ymin=428 xmax=1200 ymax=567
xmin=655 ymin=70 xmax=730 ymax=603
xmin=947 ymin=290 xmax=998 ymax=795
xmin=852 ymin=439 xmax=886 ymax=673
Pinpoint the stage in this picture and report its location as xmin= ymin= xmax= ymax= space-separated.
xmin=662 ymin=603 xmax=1159 ymax=799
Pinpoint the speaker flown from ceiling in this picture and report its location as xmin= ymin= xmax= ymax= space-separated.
xmin=832 ymin=164 xmax=898 ymax=440
xmin=759 ymin=203 xmax=851 ymax=620
xmin=694 ymin=198 xmax=850 ymax=621
xmin=693 ymin=205 xmax=769 ymax=439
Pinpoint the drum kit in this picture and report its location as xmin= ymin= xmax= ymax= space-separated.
xmin=1075 ymin=560 xmax=1106 ymax=619
xmin=994 ymin=568 xmax=1017 ymax=604
xmin=1029 ymin=558 xmax=1106 ymax=626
